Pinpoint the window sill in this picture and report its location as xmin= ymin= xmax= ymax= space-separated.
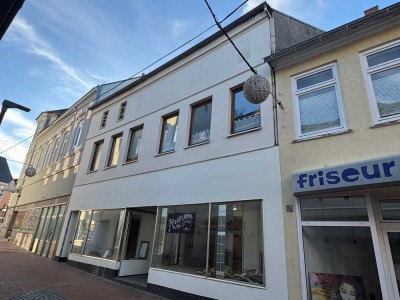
xmin=184 ymin=140 xmax=210 ymax=149
xmin=86 ymin=170 xmax=98 ymax=174
xmin=154 ymin=150 xmax=175 ymax=157
xmin=371 ymin=118 xmax=400 ymax=128
xmin=122 ymin=159 xmax=138 ymax=165
xmin=150 ymin=267 xmax=266 ymax=289
xmin=103 ymin=165 xmax=117 ymax=170
xmin=227 ymin=126 xmax=261 ymax=138
xmin=293 ymin=129 xmax=352 ymax=143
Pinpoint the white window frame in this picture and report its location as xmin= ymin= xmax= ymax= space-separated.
xmin=295 ymin=194 xmax=390 ymax=300
xmin=291 ymin=63 xmax=347 ymax=140
xmin=50 ymin=136 xmax=61 ymax=164
xmin=60 ymin=129 xmax=71 ymax=157
xmin=72 ymin=121 xmax=83 ymax=150
xmin=360 ymin=40 xmax=400 ymax=125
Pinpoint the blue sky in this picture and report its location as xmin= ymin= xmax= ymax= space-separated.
xmin=0 ymin=0 xmax=398 ymax=177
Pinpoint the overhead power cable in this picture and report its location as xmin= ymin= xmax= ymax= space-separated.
xmin=0 ymin=1 xmax=251 ymax=160
xmin=88 ymin=0 xmax=251 ymax=105
xmin=204 ymin=0 xmax=257 ymax=75
xmin=0 ymin=135 xmax=33 ymax=155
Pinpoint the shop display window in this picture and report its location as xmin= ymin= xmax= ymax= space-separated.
xmin=303 ymin=226 xmax=382 ymax=299
xmin=83 ymin=210 xmax=124 ymax=260
xmin=379 ymin=200 xmax=400 ymax=220
xmin=152 ymin=204 xmax=209 ymax=275
xmin=152 ymin=200 xmax=264 ymax=286
xmin=71 ymin=209 xmax=124 ymax=260
xmin=208 ymin=201 xmax=263 ymax=285
xmin=71 ymin=211 xmax=92 ymax=254
xmin=300 ymin=196 xmax=368 ymax=221
xmin=299 ymin=196 xmax=383 ymax=299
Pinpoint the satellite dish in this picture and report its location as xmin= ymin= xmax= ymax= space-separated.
xmin=25 ymin=166 xmax=36 ymax=177
xmin=243 ymin=74 xmax=271 ymax=104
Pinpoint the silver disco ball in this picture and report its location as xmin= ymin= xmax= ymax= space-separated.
xmin=25 ymin=166 xmax=36 ymax=177
xmin=243 ymin=74 xmax=271 ymax=104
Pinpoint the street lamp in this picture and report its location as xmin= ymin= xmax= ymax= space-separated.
xmin=0 ymin=99 xmax=31 ymax=125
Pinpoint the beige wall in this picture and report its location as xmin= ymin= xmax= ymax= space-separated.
xmin=276 ymin=25 xmax=400 ymax=299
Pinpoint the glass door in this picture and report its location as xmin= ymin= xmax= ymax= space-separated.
xmin=37 ymin=206 xmax=54 ymax=255
xmin=32 ymin=207 xmax=48 ymax=253
xmin=41 ymin=206 xmax=60 ymax=257
xmin=48 ymin=205 xmax=65 ymax=259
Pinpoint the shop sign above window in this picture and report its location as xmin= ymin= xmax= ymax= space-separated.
xmin=166 ymin=213 xmax=196 ymax=233
xmin=292 ymin=154 xmax=400 ymax=195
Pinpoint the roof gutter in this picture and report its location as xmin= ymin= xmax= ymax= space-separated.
xmin=264 ymin=3 xmax=400 ymax=70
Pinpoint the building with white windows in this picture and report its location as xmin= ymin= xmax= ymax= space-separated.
xmin=4 ymin=79 xmax=136 ymax=260
xmin=265 ymin=3 xmax=400 ymax=300
xmin=55 ymin=3 xmax=322 ymax=299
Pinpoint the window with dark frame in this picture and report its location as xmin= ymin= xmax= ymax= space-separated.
xmin=118 ymin=102 xmax=127 ymax=121
xmin=189 ymin=99 xmax=212 ymax=146
xmin=107 ymin=133 xmax=123 ymax=167
xmin=126 ymin=125 xmax=143 ymax=162
xmin=89 ymin=140 xmax=104 ymax=172
xmin=100 ymin=110 xmax=109 ymax=128
xmin=159 ymin=112 xmax=179 ymax=153
xmin=231 ymin=85 xmax=260 ymax=134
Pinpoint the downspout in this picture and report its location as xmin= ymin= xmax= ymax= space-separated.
xmin=264 ymin=5 xmax=279 ymax=146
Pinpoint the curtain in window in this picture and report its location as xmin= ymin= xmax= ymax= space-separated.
xmin=299 ymin=86 xmax=341 ymax=134
xmin=371 ymin=66 xmax=400 ymax=117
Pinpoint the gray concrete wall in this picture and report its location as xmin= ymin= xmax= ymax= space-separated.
xmin=273 ymin=11 xmax=323 ymax=53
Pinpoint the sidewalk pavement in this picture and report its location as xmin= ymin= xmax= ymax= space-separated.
xmin=0 ymin=240 xmax=165 ymax=300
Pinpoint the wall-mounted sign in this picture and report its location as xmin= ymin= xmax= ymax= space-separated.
xmin=292 ymin=155 xmax=400 ymax=195
xmin=167 ymin=213 xmax=196 ymax=234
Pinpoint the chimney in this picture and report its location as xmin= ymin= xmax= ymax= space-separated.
xmin=364 ymin=5 xmax=379 ymax=16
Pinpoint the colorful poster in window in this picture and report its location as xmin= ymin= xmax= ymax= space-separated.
xmin=309 ymin=273 xmax=367 ymax=300
xmin=166 ymin=213 xmax=195 ymax=233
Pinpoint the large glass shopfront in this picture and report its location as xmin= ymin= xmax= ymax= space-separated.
xmin=31 ymin=205 xmax=66 ymax=259
xmin=152 ymin=200 xmax=264 ymax=286
xmin=297 ymin=194 xmax=400 ymax=300
xmin=71 ymin=209 xmax=125 ymax=261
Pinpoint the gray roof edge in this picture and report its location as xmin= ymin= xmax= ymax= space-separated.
xmin=89 ymin=2 xmax=271 ymax=111
xmin=265 ymin=3 xmax=400 ymax=69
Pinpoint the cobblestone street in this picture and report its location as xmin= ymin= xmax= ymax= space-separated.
xmin=0 ymin=240 xmax=165 ymax=300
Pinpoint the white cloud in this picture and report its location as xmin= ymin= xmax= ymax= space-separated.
xmin=0 ymin=110 xmax=35 ymax=178
xmin=7 ymin=16 xmax=93 ymax=92
xmin=167 ymin=20 xmax=190 ymax=39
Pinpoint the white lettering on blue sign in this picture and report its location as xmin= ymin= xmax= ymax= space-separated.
xmin=292 ymin=155 xmax=400 ymax=194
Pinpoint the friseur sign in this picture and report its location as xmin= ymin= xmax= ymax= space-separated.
xmin=292 ymin=155 xmax=400 ymax=195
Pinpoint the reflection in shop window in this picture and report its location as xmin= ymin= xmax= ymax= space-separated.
xmin=152 ymin=204 xmax=208 ymax=275
xmin=71 ymin=211 xmax=92 ymax=254
xmin=303 ymin=226 xmax=382 ymax=299
xmin=152 ymin=200 xmax=264 ymax=286
xmin=83 ymin=210 xmax=124 ymax=260
xmin=299 ymin=196 xmax=382 ymax=299
xmin=208 ymin=201 xmax=263 ymax=286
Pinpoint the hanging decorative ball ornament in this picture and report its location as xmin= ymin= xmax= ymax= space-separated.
xmin=243 ymin=74 xmax=271 ymax=104
xmin=25 ymin=166 xmax=36 ymax=177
